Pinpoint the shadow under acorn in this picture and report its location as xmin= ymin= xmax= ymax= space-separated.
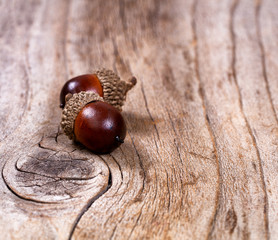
xmin=123 ymin=111 xmax=163 ymax=136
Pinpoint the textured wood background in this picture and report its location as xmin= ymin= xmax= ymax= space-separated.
xmin=0 ymin=0 xmax=277 ymax=239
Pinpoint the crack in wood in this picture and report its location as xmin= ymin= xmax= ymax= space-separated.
xmin=129 ymin=131 xmax=146 ymax=198
xmin=109 ymin=153 xmax=123 ymax=185
xmin=68 ymin=171 xmax=112 ymax=240
xmin=191 ymin=1 xmax=221 ymax=239
xmin=119 ymin=147 xmax=132 ymax=192
xmin=230 ymin=0 xmax=270 ymax=238
xmin=141 ymin=82 xmax=161 ymax=141
xmin=164 ymin=165 xmax=171 ymax=211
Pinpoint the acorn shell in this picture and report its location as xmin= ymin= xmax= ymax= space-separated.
xmin=61 ymin=91 xmax=103 ymax=140
xmin=95 ymin=69 xmax=136 ymax=111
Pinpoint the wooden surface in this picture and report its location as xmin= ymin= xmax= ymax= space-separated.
xmin=0 ymin=0 xmax=277 ymax=239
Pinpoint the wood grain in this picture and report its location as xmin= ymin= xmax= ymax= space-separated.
xmin=0 ymin=0 xmax=277 ymax=239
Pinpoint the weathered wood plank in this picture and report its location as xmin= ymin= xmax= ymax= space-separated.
xmin=0 ymin=0 xmax=277 ymax=239
xmin=69 ymin=1 xmax=218 ymax=239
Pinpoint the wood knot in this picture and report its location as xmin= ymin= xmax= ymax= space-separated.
xmin=2 ymin=134 xmax=110 ymax=204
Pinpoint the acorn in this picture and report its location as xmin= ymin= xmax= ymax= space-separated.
xmin=61 ymin=91 xmax=126 ymax=154
xmin=60 ymin=69 xmax=137 ymax=111
xmin=59 ymin=74 xmax=103 ymax=108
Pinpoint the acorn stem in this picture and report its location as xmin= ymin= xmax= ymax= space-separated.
xmin=126 ymin=76 xmax=137 ymax=91
xmin=115 ymin=136 xmax=124 ymax=143
xmin=129 ymin=76 xmax=137 ymax=86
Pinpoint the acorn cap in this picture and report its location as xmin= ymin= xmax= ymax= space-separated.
xmin=61 ymin=91 xmax=104 ymax=140
xmin=95 ymin=69 xmax=137 ymax=111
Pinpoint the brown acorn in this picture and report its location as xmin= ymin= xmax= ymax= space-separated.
xmin=61 ymin=91 xmax=126 ymax=154
xmin=60 ymin=69 xmax=137 ymax=111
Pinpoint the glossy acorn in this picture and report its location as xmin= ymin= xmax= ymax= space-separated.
xmin=60 ymin=69 xmax=137 ymax=111
xmin=75 ymin=101 xmax=126 ymax=153
xmin=61 ymin=92 xmax=126 ymax=154
xmin=59 ymin=74 xmax=103 ymax=108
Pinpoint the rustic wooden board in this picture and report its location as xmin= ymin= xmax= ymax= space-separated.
xmin=0 ymin=0 xmax=277 ymax=239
